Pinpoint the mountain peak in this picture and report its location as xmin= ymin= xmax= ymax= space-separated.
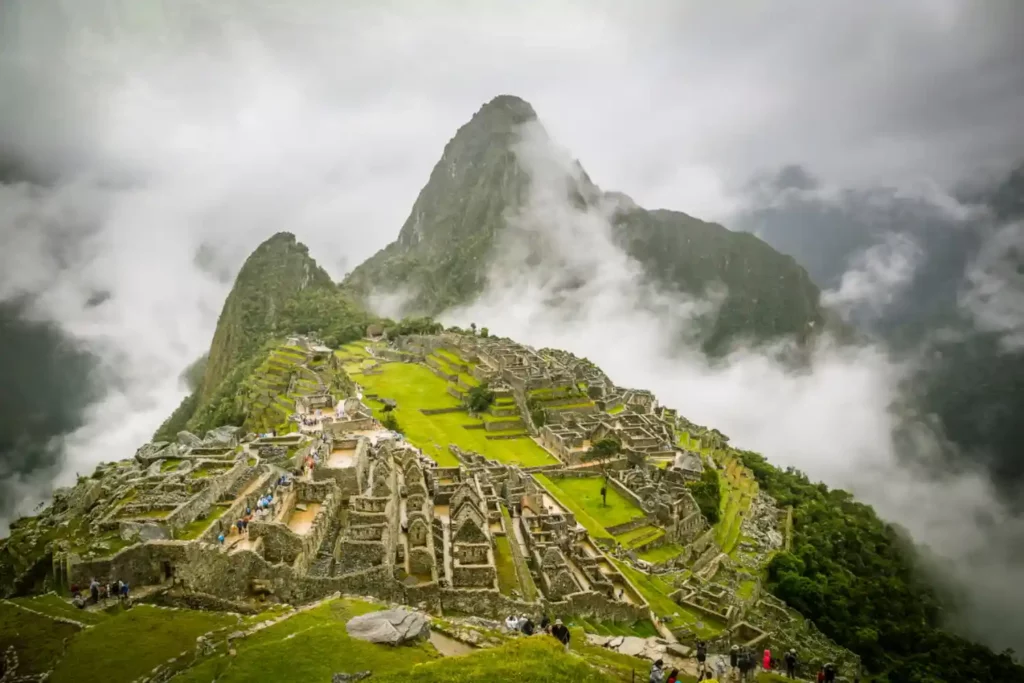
xmin=472 ymin=94 xmax=538 ymax=125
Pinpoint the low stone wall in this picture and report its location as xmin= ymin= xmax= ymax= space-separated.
xmin=483 ymin=419 xmax=524 ymax=432
xmin=605 ymin=514 xmax=656 ymax=537
xmin=485 ymin=433 xmax=531 ymax=441
xmin=420 ymin=407 xmax=467 ymax=416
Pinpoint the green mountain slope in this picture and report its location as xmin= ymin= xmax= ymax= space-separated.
xmin=154 ymin=232 xmax=373 ymax=440
xmin=199 ymin=232 xmax=334 ymax=403
xmin=344 ymin=95 xmax=823 ymax=352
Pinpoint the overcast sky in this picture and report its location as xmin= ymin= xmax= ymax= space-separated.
xmin=2 ymin=0 xmax=1024 ymax=646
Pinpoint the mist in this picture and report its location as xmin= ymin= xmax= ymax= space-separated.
xmin=1 ymin=0 xmax=1023 ymax=651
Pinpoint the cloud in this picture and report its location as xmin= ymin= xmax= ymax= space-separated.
xmin=823 ymin=233 xmax=924 ymax=322
xmin=960 ymin=221 xmax=1024 ymax=352
xmin=442 ymin=124 xmax=1024 ymax=653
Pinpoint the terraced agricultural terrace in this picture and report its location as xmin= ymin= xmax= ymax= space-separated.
xmin=0 ymin=331 xmax=859 ymax=681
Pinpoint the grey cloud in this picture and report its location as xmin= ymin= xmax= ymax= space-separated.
xmin=960 ymin=221 xmax=1024 ymax=352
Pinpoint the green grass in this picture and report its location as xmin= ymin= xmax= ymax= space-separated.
xmin=611 ymin=559 xmax=679 ymax=617
xmin=160 ymin=458 xmax=182 ymax=472
xmin=615 ymin=525 xmax=664 ymax=549
xmin=189 ymin=464 xmax=232 ymax=479
xmin=371 ymin=636 xmax=609 ymax=683
xmin=638 ymin=543 xmax=685 ymax=564
xmin=50 ymin=604 xmax=236 ymax=683
xmin=493 ymin=536 xmax=520 ymax=596
xmin=175 ymin=599 xmax=436 ymax=683
xmin=10 ymin=593 xmax=111 ymax=626
xmin=0 ymin=602 xmax=82 ymax=676
xmin=607 ymin=404 xmax=625 ymax=414
xmin=176 ymin=504 xmax=232 ymax=540
xmin=548 ymin=401 xmax=595 ymax=411
xmin=611 ymin=561 xmax=725 ymax=639
xmin=542 ymin=477 xmax=645 ymax=529
xmin=533 ymin=475 xmax=610 ymax=539
xmin=737 ymin=578 xmax=757 ymax=600
xmin=355 ymin=362 xmax=556 ymax=467
xmin=500 ymin=505 xmax=538 ymax=601
xmin=568 ymin=626 xmax=653 ymax=680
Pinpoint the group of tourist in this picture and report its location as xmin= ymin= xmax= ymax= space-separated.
xmin=70 ymin=578 xmax=129 ymax=608
xmin=648 ymin=659 xmax=681 ymax=683
xmin=504 ymin=614 xmax=571 ymax=652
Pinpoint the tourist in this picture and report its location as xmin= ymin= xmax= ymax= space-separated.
xmin=817 ymin=667 xmax=825 ymax=683
xmin=89 ymin=578 xmax=100 ymax=604
xmin=218 ymin=532 xmax=226 ymax=545
xmin=784 ymin=649 xmax=798 ymax=679
xmin=520 ymin=616 xmax=535 ymax=636
xmin=540 ymin=614 xmax=550 ymax=633
xmin=505 ymin=614 xmax=520 ymax=633
xmin=236 ymin=519 xmax=244 ymax=535
xmin=738 ymin=649 xmax=753 ymax=682
xmin=550 ymin=618 xmax=570 ymax=652
xmin=121 ymin=581 xmax=130 ymax=600
xmin=696 ymin=639 xmax=707 ymax=674
xmin=667 ymin=668 xmax=680 ymax=683
xmin=729 ymin=645 xmax=739 ymax=675
xmin=763 ymin=648 xmax=772 ymax=672
xmin=714 ymin=655 xmax=728 ymax=681
xmin=824 ymin=662 xmax=837 ymax=683
xmin=649 ymin=658 xmax=665 ymax=683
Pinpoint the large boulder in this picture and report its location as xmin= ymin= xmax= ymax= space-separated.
xmin=345 ymin=609 xmax=430 ymax=645
xmin=204 ymin=425 xmax=241 ymax=447
xmin=177 ymin=431 xmax=203 ymax=448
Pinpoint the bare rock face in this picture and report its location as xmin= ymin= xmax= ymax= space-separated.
xmin=345 ymin=609 xmax=430 ymax=645
xmin=177 ymin=431 xmax=203 ymax=448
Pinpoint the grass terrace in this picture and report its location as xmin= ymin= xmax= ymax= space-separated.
xmin=159 ymin=458 xmax=182 ymax=472
xmin=189 ymin=463 xmax=233 ymax=479
xmin=615 ymin=525 xmax=664 ymax=550
xmin=372 ymin=636 xmax=609 ymax=683
xmin=611 ymin=560 xmax=724 ymax=639
xmin=353 ymin=362 xmax=556 ymax=467
xmin=0 ymin=602 xmax=82 ymax=677
xmin=714 ymin=454 xmax=758 ymax=555
xmin=176 ymin=503 xmax=232 ymax=540
xmin=539 ymin=476 xmax=646 ymax=531
xmin=9 ymin=593 xmax=113 ymax=626
xmin=637 ymin=543 xmax=686 ymax=564
xmin=493 ymin=536 xmax=520 ymax=596
xmin=175 ymin=599 xmax=436 ymax=683
xmin=50 ymin=604 xmax=236 ymax=683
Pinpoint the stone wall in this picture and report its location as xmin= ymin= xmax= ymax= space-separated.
xmin=165 ymin=461 xmax=249 ymax=532
xmin=606 ymin=476 xmax=648 ymax=512
xmin=605 ymin=515 xmax=656 ymax=537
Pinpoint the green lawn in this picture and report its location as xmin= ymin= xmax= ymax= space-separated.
xmin=0 ymin=602 xmax=82 ymax=676
xmin=542 ymin=477 xmax=646 ymax=529
xmin=176 ymin=503 xmax=232 ymax=540
xmin=611 ymin=560 xmax=725 ymax=639
xmin=372 ymin=636 xmax=609 ymax=683
xmin=176 ymin=599 xmax=436 ymax=683
xmin=355 ymin=362 xmax=556 ymax=467
xmin=493 ymin=536 xmax=520 ymax=596
xmin=533 ymin=475 xmax=610 ymax=539
xmin=615 ymin=525 xmax=664 ymax=549
xmin=638 ymin=543 xmax=685 ymax=564
xmin=50 ymin=604 xmax=236 ymax=683
xmin=10 ymin=593 xmax=112 ymax=626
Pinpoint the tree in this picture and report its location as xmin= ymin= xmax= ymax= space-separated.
xmin=586 ymin=438 xmax=621 ymax=460
xmin=465 ymin=383 xmax=495 ymax=413
xmin=470 ymin=322 xmax=477 ymax=335
xmin=381 ymin=412 xmax=401 ymax=433
xmin=480 ymin=327 xmax=489 ymax=338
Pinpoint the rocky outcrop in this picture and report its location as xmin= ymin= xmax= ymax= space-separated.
xmin=345 ymin=608 xmax=430 ymax=645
